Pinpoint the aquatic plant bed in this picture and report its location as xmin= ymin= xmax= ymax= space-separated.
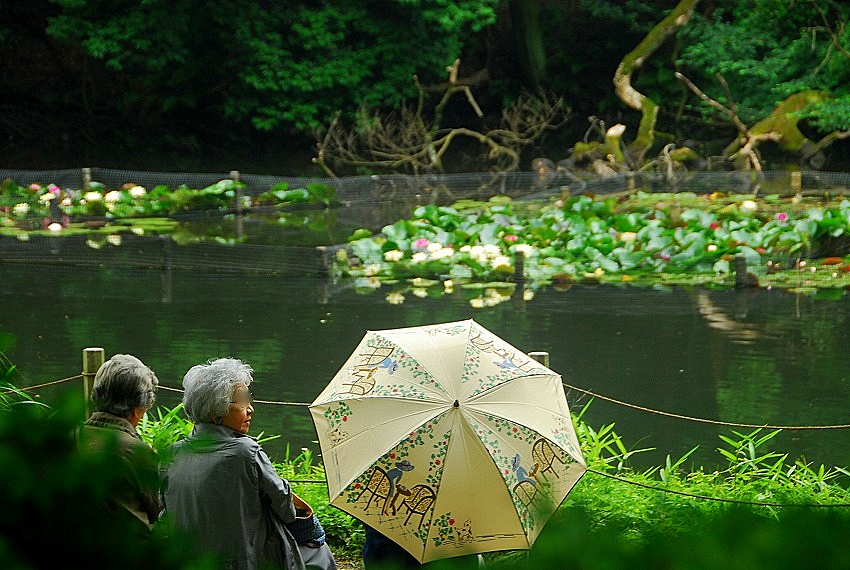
xmin=337 ymin=190 xmax=850 ymax=297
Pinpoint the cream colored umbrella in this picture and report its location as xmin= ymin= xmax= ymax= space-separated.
xmin=309 ymin=319 xmax=586 ymax=563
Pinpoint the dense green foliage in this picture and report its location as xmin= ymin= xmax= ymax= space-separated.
xmin=2 ymin=1 xmax=847 ymax=170
xmin=678 ymin=0 xmax=850 ymax=131
xmin=45 ymin=0 xmax=499 ymax=131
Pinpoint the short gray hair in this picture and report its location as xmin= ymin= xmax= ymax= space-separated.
xmin=91 ymin=354 xmax=159 ymax=418
xmin=182 ymin=358 xmax=253 ymax=423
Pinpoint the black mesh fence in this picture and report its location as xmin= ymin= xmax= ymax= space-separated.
xmin=0 ymin=167 xmax=849 ymax=275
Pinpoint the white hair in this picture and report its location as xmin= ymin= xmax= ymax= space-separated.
xmin=91 ymin=354 xmax=158 ymax=418
xmin=182 ymin=358 xmax=253 ymax=423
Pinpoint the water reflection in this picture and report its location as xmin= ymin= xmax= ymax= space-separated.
xmin=2 ymin=265 xmax=849 ymax=470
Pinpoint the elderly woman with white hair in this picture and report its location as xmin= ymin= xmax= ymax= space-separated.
xmin=161 ymin=357 xmax=337 ymax=570
xmin=76 ymin=353 xmax=160 ymax=529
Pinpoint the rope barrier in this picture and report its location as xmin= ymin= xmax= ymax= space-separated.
xmin=4 ymin=374 xmax=82 ymax=396
xmin=563 ymin=382 xmax=850 ymax=430
xmin=13 ymin=377 xmax=850 ymax=432
xmin=584 ymin=467 xmax=850 ymax=508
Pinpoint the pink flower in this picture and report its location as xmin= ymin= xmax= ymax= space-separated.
xmin=413 ymin=238 xmax=430 ymax=249
xmin=709 ymin=221 xmax=720 ymax=230
xmin=504 ymin=234 xmax=518 ymax=243
xmin=775 ymin=212 xmax=789 ymax=223
xmin=47 ymin=183 xmax=61 ymax=195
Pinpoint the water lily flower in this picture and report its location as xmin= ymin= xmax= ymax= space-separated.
xmin=363 ymin=264 xmax=381 ymax=276
xmin=384 ymin=249 xmax=404 ymax=262
xmin=469 ymin=297 xmax=485 ymax=309
xmin=503 ymin=234 xmax=518 ymax=243
xmin=523 ymin=289 xmax=534 ymax=301
xmin=12 ymin=203 xmax=29 ymax=217
xmin=411 ymin=252 xmax=429 ymax=264
xmin=84 ymin=191 xmax=103 ymax=202
xmin=709 ymin=221 xmax=721 ymax=230
xmin=86 ymin=239 xmax=101 ymax=249
xmin=128 ymin=185 xmax=147 ymax=199
xmin=412 ymin=288 xmax=428 ymax=298
xmin=775 ymin=212 xmax=789 ymax=223
xmin=430 ymin=247 xmax=454 ymax=260
xmin=443 ymin=279 xmax=454 ymax=293
xmin=104 ymin=190 xmax=121 ymax=203
xmin=131 ymin=227 xmax=144 ymax=235
xmin=740 ymin=200 xmax=757 ymax=212
xmin=47 ymin=222 xmax=63 ymax=232
xmin=491 ymin=255 xmax=512 ymax=270
xmin=385 ymin=291 xmax=405 ymax=305
xmin=28 ymin=183 xmax=41 ymax=192
xmin=106 ymin=234 xmax=122 ymax=246
xmin=413 ymin=238 xmax=430 ymax=250
xmin=619 ymin=231 xmax=638 ymax=243
xmin=706 ymin=244 xmax=718 ymax=252
xmin=60 ymin=197 xmax=73 ymax=207
xmin=47 ymin=184 xmax=61 ymax=194
xmin=39 ymin=192 xmax=56 ymax=203
xmin=426 ymin=241 xmax=443 ymax=252
xmin=513 ymin=243 xmax=535 ymax=256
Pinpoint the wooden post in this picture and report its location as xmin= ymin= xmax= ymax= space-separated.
xmin=231 ymin=170 xmax=243 ymax=240
xmin=734 ymin=255 xmax=748 ymax=288
xmin=316 ymin=245 xmax=329 ymax=278
xmin=513 ymin=250 xmax=525 ymax=284
xmin=82 ymin=347 xmax=105 ymax=418
xmin=82 ymin=167 xmax=92 ymax=191
xmin=528 ymin=351 xmax=550 ymax=368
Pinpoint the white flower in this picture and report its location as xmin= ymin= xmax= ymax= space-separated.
xmin=86 ymin=239 xmax=101 ymax=249
xmin=469 ymin=297 xmax=485 ymax=309
xmin=60 ymin=197 xmax=73 ymax=207
xmin=47 ymin=223 xmax=63 ymax=232
xmin=16 ymin=233 xmax=29 ymax=242
xmin=12 ymin=203 xmax=29 ymax=216
xmin=426 ymin=241 xmax=443 ymax=252
xmin=129 ymin=186 xmax=147 ymax=199
xmin=385 ymin=292 xmax=405 ymax=305
xmin=523 ymin=289 xmax=535 ymax=301
xmin=39 ymin=192 xmax=56 ymax=203
xmin=84 ymin=191 xmax=103 ymax=202
xmin=106 ymin=234 xmax=122 ymax=246
xmin=430 ymin=247 xmax=454 ymax=260
xmin=131 ymin=227 xmax=144 ymax=235
xmin=513 ymin=243 xmax=535 ymax=256
xmin=706 ymin=244 xmax=718 ymax=252
xmin=619 ymin=231 xmax=638 ymax=243
xmin=412 ymin=288 xmax=428 ymax=298
xmin=491 ymin=255 xmax=512 ymax=270
xmin=443 ymin=280 xmax=454 ymax=293
xmin=362 ymin=263 xmax=381 ymax=276
xmin=459 ymin=245 xmax=471 ymax=253
xmin=740 ymin=200 xmax=757 ymax=212
xmin=104 ymin=190 xmax=121 ymax=203
xmin=482 ymin=244 xmax=501 ymax=257
xmin=383 ymin=249 xmax=404 ymax=262
xmin=411 ymin=252 xmax=429 ymax=264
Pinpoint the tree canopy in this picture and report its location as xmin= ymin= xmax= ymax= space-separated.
xmin=0 ymin=0 xmax=847 ymax=172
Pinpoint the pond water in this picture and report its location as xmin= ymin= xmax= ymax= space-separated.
xmin=3 ymin=263 xmax=849 ymax=472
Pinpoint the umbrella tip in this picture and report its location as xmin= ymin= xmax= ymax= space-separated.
xmin=453 ymin=400 xmax=460 ymax=408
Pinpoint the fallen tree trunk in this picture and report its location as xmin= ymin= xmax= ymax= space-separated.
xmin=612 ymin=0 xmax=701 ymax=166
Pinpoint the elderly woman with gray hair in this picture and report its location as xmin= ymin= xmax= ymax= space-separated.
xmin=76 ymin=353 xmax=160 ymax=529
xmin=161 ymin=357 xmax=337 ymax=570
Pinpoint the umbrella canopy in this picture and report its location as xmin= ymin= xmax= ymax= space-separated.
xmin=309 ymin=319 xmax=586 ymax=563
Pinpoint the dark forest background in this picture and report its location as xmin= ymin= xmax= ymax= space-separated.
xmin=1 ymin=0 xmax=849 ymax=175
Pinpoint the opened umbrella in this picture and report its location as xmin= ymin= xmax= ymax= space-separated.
xmin=309 ymin=319 xmax=585 ymax=563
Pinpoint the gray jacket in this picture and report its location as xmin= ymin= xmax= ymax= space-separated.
xmin=161 ymin=423 xmax=304 ymax=570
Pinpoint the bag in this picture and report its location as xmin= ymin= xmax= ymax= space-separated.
xmin=287 ymin=493 xmax=326 ymax=546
